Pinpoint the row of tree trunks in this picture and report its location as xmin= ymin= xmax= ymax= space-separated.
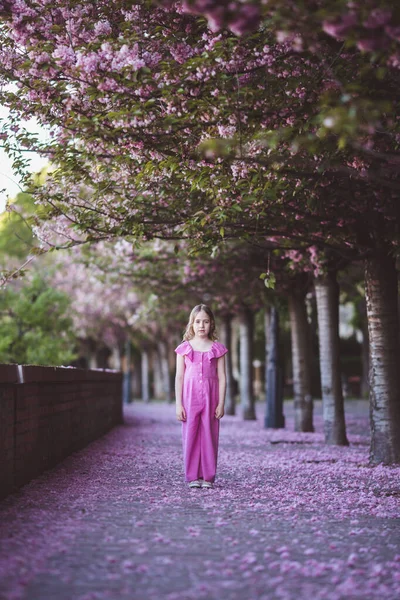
xmin=134 ymin=252 xmax=400 ymax=464
xmin=140 ymin=342 xmax=173 ymax=403
xmin=312 ymin=254 xmax=400 ymax=463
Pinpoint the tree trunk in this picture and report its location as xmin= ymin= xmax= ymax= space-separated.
xmin=110 ymin=345 xmax=122 ymax=371
xmin=231 ymin=318 xmax=240 ymax=397
xmin=88 ymin=353 xmax=98 ymax=370
xmin=122 ymin=339 xmax=132 ymax=404
xmin=315 ymin=272 xmax=348 ymax=445
xmin=365 ymin=254 xmax=400 ymax=464
xmin=239 ymin=308 xmax=256 ymax=420
xmin=288 ymin=292 xmax=314 ymax=432
xmin=398 ymin=267 xmax=400 ymax=346
xmin=308 ymin=293 xmax=322 ymax=399
xmin=159 ymin=340 xmax=172 ymax=403
xmin=361 ymin=316 xmax=370 ymax=399
xmin=220 ymin=315 xmax=235 ymax=415
xmin=265 ymin=306 xmax=285 ymax=428
xmin=141 ymin=348 xmax=150 ymax=403
xmin=96 ymin=346 xmax=111 ymax=369
xmin=132 ymin=353 xmax=142 ymax=399
xmin=152 ymin=346 xmax=163 ymax=399
xmin=264 ymin=307 xmax=271 ymax=396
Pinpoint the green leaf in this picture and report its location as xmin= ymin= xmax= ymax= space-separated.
xmin=264 ymin=273 xmax=276 ymax=289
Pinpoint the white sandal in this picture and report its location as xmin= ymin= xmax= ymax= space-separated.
xmin=201 ymin=481 xmax=213 ymax=489
xmin=189 ymin=480 xmax=201 ymax=488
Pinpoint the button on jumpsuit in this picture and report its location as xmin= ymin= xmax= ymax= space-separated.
xmin=175 ymin=341 xmax=228 ymax=483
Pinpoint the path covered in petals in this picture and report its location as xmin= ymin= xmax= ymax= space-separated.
xmin=1 ymin=400 xmax=400 ymax=600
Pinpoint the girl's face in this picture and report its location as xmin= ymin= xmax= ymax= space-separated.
xmin=193 ymin=310 xmax=211 ymax=339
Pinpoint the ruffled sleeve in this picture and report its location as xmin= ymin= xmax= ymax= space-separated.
xmin=210 ymin=341 xmax=228 ymax=359
xmin=175 ymin=341 xmax=194 ymax=362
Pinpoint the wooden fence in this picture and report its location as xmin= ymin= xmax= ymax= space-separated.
xmin=0 ymin=364 xmax=123 ymax=500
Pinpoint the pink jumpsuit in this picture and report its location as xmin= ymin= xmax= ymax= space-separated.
xmin=175 ymin=341 xmax=228 ymax=483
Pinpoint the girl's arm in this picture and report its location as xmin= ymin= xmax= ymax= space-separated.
xmin=175 ymin=354 xmax=186 ymax=421
xmin=215 ymin=355 xmax=227 ymax=419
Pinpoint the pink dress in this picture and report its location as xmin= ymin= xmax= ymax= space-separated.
xmin=175 ymin=340 xmax=228 ymax=483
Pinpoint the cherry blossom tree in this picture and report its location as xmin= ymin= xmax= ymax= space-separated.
xmin=181 ymin=0 xmax=400 ymax=55
xmin=1 ymin=1 xmax=400 ymax=461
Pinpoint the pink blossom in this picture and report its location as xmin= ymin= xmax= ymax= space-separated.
xmin=94 ymin=20 xmax=112 ymax=36
xmin=322 ymin=13 xmax=357 ymax=40
xmin=357 ymin=37 xmax=389 ymax=52
xmin=52 ymin=45 xmax=76 ymax=65
xmin=385 ymin=26 xmax=400 ymax=42
xmin=363 ymin=10 xmax=392 ymax=29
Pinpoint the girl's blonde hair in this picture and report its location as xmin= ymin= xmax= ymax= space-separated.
xmin=183 ymin=304 xmax=218 ymax=341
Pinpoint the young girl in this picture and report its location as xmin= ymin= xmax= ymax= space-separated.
xmin=175 ymin=304 xmax=228 ymax=489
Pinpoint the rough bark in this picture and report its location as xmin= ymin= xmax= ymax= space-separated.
xmin=220 ymin=314 xmax=235 ymax=415
xmin=288 ymin=292 xmax=314 ymax=432
xmin=361 ymin=316 xmax=370 ymax=399
xmin=365 ymin=254 xmax=400 ymax=464
xmin=315 ymin=272 xmax=349 ymax=445
xmin=239 ymin=308 xmax=256 ymax=420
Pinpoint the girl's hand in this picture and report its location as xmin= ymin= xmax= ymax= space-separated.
xmin=215 ymin=404 xmax=224 ymax=419
xmin=176 ymin=405 xmax=186 ymax=422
